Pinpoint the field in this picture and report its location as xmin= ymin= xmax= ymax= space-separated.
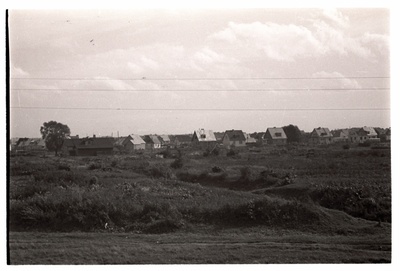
xmin=8 ymin=143 xmax=392 ymax=264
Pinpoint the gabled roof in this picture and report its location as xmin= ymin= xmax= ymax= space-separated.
xmin=114 ymin=137 xmax=127 ymax=146
xmin=129 ymin=134 xmax=146 ymax=145
xmin=266 ymin=127 xmax=287 ymax=139
xmin=142 ymin=135 xmax=161 ymax=145
xmin=360 ymin=126 xmax=378 ymax=137
xmin=214 ymin=132 xmax=225 ymax=141
xmin=349 ymin=129 xmax=368 ymax=137
xmin=193 ymin=129 xmax=216 ymax=142
xmin=374 ymin=127 xmax=386 ymax=136
xmin=149 ymin=135 xmax=161 ymax=145
xmin=332 ymin=129 xmax=350 ymax=138
xmin=158 ymin=134 xmax=171 ymax=143
xmin=312 ymin=127 xmax=332 ymax=138
xmin=223 ymin=129 xmax=246 ymax=142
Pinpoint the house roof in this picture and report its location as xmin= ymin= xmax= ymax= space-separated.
xmin=64 ymin=137 xmax=114 ymax=149
xmin=312 ymin=127 xmax=332 ymax=138
xmin=360 ymin=126 xmax=378 ymax=137
xmin=266 ymin=127 xmax=287 ymax=139
xmin=214 ymin=132 xmax=225 ymax=141
xmin=129 ymin=134 xmax=146 ymax=145
xmin=348 ymin=129 xmax=368 ymax=137
xmin=332 ymin=129 xmax=350 ymax=138
xmin=114 ymin=137 xmax=127 ymax=146
xmin=141 ymin=135 xmax=161 ymax=145
xmin=374 ymin=127 xmax=386 ymax=136
xmin=158 ymin=134 xmax=171 ymax=143
xmin=172 ymin=134 xmax=192 ymax=143
xmin=223 ymin=129 xmax=246 ymax=142
xmin=193 ymin=129 xmax=217 ymax=142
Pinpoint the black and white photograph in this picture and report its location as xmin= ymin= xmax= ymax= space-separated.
xmin=5 ymin=1 xmax=396 ymax=266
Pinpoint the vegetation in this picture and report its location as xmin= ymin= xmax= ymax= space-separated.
xmin=40 ymin=121 xmax=70 ymax=155
xmin=8 ymin=143 xmax=391 ymax=263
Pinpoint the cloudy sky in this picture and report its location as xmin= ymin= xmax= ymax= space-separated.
xmin=9 ymin=8 xmax=390 ymax=137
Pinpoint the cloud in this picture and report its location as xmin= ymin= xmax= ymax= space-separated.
xmin=208 ymin=9 xmax=387 ymax=62
xmin=312 ymin=71 xmax=362 ymax=89
xmin=321 ymin=9 xmax=349 ymax=28
xmin=210 ymin=21 xmax=322 ymax=62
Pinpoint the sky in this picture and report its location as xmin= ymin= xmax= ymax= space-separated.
xmin=8 ymin=8 xmax=391 ymax=138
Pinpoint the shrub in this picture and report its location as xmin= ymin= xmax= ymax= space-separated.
xmin=88 ymin=162 xmax=102 ymax=170
xmin=147 ymin=163 xmax=174 ymax=179
xmin=239 ymin=167 xmax=254 ymax=182
xmin=212 ymin=166 xmax=223 ymax=173
xmin=227 ymin=149 xmax=236 ymax=157
xmin=342 ymin=144 xmax=350 ymax=150
xmin=110 ymin=160 xmax=118 ymax=167
xmin=170 ymin=158 xmax=184 ymax=169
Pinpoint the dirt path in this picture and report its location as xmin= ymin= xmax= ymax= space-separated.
xmin=8 ymin=230 xmax=391 ymax=264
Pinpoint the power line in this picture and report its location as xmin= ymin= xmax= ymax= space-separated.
xmin=10 ymin=76 xmax=390 ymax=81
xmin=10 ymin=87 xmax=390 ymax=92
xmin=9 ymin=106 xmax=390 ymax=111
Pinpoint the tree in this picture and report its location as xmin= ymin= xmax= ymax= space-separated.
xmin=283 ymin=124 xmax=303 ymax=143
xmin=40 ymin=121 xmax=70 ymax=155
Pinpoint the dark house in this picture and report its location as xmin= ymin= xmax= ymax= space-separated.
xmin=63 ymin=137 xmax=114 ymax=156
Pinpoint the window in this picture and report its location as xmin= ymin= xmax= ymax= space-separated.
xmin=275 ymin=133 xmax=281 ymax=137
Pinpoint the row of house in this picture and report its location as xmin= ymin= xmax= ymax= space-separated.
xmin=11 ymin=126 xmax=390 ymax=156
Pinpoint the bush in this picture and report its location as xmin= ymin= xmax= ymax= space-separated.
xmin=239 ymin=167 xmax=255 ymax=182
xmin=212 ymin=166 xmax=223 ymax=173
xmin=342 ymin=144 xmax=350 ymax=150
xmin=227 ymin=149 xmax=236 ymax=157
xmin=170 ymin=158 xmax=184 ymax=169
xmin=88 ymin=162 xmax=102 ymax=170
xmin=110 ymin=160 xmax=118 ymax=167
xmin=147 ymin=163 xmax=174 ymax=179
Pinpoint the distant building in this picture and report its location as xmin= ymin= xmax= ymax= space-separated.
xmin=264 ymin=127 xmax=287 ymax=145
xmin=63 ymin=137 xmax=114 ymax=156
xmin=192 ymin=129 xmax=217 ymax=150
xmin=249 ymin=132 xmax=265 ymax=145
xmin=360 ymin=126 xmax=378 ymax=140
xmin=141 ymin=135 xmax=162 ymax=150
xmin=332 ymin=129 xmax=350 ymax=143
xmin=310 ymin=127 xmax=333 ymax=145
xmin=121 ymin=134 xmax=146 ymax=151
xmin=222 ymin=130 xmax=246 ymax=148
xmin=244 ymin=132 xmax=257 ymax=145
xmin=214 ymin=132 xmax=225 ymax=143
xmin=170 ymin=134 xmax=192 ymax=147
xmin=349 ymin=128 xmax=369 ymax=143
xmin=158 ymin=135 xmax=171 ymax=147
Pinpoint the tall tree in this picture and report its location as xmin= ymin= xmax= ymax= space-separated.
xmin=40 ymin=121 xmax=70 ymax=155
xmin=283 ymin=124 xmax=303 ymax=143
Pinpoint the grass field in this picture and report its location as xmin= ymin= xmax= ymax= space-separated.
xmin=8 ymin=143 xmax=392 ymax=264
xmin=9 ymin=226 xmax=391 ymax=264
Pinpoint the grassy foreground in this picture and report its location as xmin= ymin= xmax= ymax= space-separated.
xmin=9 ymin=226 xmax=391 ymax=264
xmin=8 ymin=144 xmax=391 ymax=264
